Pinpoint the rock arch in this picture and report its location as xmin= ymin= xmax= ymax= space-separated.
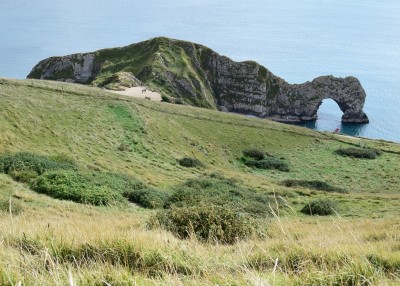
xmin=303 ymin=76 xmax=369 ymax=123
xmin=266 ymin=76 xmax=369 ymax=123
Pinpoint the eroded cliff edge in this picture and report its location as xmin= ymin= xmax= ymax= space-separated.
xmin=27 ymin=37 xmax=369 ymax=123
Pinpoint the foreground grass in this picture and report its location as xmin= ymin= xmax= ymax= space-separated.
xmin=1 ymin=79 xmax=400 ymax=285
xmin=1 ymin=176 xmax=399 ymax=285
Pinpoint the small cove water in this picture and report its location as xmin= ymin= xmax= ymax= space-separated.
xmin=1 ymin=0 xmax=399 ymax=142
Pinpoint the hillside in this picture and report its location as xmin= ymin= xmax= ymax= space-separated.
xmin=0 ymin=78 xmax=399 ymax=285
xmin=27 ymin=37 xmax=369 ymax=123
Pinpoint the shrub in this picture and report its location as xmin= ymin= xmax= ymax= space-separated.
xmin=0 ymin=152 xmax=76 ymax=179
xmin=32 ymin=170 xmax=126 ymax=206
xmin=84 ymin=172 xmax=145 ymax=194
xmin=245 ymin=157 xmax=289 ymax=172
xmin=123 ymin=188 xmax=169 ymax=209
xmin=335 ymin=148 xmax=382 ymax=159
xmin=165 ymin=188 xmax=204 ymax=208
xmin=161 ymin=95 xmax=171 ymax=102
xmin=242 ymin=148 xmax=265 ymax=160
xmin=281 ymin=179 xmax=347 ymax=193
xmin=178 ymin=157 xmax=203 ymax=168
xmin=81 ymin=186 xmax=124 ymax=206
xmin=165 ymin=177 xmax=283 ymax=217
xmin=149 ymin=205 xmax=253 ymax=244
xmin=301 ymin=199 xmax=337 ymax=216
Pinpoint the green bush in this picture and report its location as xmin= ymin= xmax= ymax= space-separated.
xmin=335 ymin=148 xmax=382 ymax=159
xmin=178 ymin=157 xmax=203 ymax=168
xmin=245 ymin=157 xmax=289 ymax=172
xmin=81 ymin=186 xmax=124 ymax=206
xmin=32 ymin=170 xmax=126 ymax=206
xmin=84 ymin=172 xmax=145 ymax=194
xmin=149 ymin=205 xmax=252 ymax=244
xmin=281 ymin=180 xmax=347 ymax=193
xmin=165 ymin=177 xmax=283 ymax=217
xmin=0 ymin=152 xmax=76 ymax=180
xmin=242 ymin=148 xmax=265 ymax=160
xmin=161 ymin=95 xmax=171 ymax=102
xmin=301 ymin=199 xmax=337 ymax=216
xmin=124 ymin=188 xmax=169 ymax=209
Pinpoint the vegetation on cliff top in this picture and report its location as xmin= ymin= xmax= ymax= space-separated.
xmin=28 ymin=37 xmax=284 ymax=109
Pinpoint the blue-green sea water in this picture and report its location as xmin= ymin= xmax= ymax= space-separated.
xmin=1 ymin=0 xmax=399 ymax=142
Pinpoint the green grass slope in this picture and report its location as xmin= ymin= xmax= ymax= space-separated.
xmin=1 ymin=78 xmax=400 ymax=285
xmin=93 ymin=37 xmax=218 ymax=108
xmin=1 ymin=78 xmax=399 ymax=196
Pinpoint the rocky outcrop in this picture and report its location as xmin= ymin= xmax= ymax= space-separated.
xmin=200 ymin=50 xmax=368 ymax=123
xmin=97 ymin=72 xmax=143 ymax=90
xmin=28 ymin=53 xmax=99 ymax=83
xmin=27 ymin=37 xmax=369 ymax=123
xmin=279 ymin=76 xmax=368 ymax=123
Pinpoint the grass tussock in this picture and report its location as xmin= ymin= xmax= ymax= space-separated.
xmin=7 ymin=236 xmax=197 ymax=277
xmin=178 ymin=157 xmax=204 ymax=168
xmin=242 ymin=148 xmax=266 ymax=160
xmin=301 ymin=199 xmax=337 ymax=216
xmin=244 ymin=157 xmax=290 ymax=171
xmin=123 ymin=188 xmax=169 ymax=209
xmin=241 ymin=148 xmax=289 ymax=171
xmin=247 ymin=248 xmax=351 ymax=273
xmin=335 ymin=147 xmax=382 ymax=159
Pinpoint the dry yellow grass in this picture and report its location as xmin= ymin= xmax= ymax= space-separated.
xmin=1 ymin=175 xmax=399 ymax=285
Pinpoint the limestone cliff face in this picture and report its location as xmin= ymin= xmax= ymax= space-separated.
xmin=279 ymin=76 xmax=368 ymax=123
xmin=27 ymin=37 xmax=369 ymax=123
xmin=28 ymin=53 xmax=99 ymax=83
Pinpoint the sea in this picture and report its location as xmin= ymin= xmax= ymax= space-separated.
xmin=1 ymin=0 xmax=399 ymax=142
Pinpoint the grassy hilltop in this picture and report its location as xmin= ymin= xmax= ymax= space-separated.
xmin=0 ymin=78 xmax=399 ymax=285
xmin=27 ymin=37 xmax=285 ymax=110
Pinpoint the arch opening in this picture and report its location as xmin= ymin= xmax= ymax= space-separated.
xmin=315 ymin=99 xmax=343 ymax=131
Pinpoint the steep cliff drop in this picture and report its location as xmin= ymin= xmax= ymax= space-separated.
xmin=27 ymin=37 xmax=369 ymax=123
